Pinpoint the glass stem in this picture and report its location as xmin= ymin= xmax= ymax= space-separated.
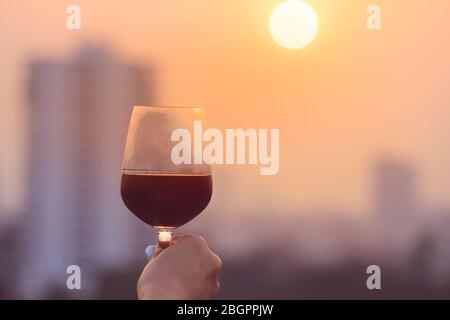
xmin=158 ymin=230 xmax=172 ymax=249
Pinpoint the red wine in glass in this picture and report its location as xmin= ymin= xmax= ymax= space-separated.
xmin=121 ymin=172 xmax=212 ymax=229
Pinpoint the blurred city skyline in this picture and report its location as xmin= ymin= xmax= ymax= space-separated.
xmin=0 ymin=0 xmax=449 ymax=299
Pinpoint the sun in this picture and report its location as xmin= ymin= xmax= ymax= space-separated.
xmin=269 ymin=0 xmax=319 ymax=49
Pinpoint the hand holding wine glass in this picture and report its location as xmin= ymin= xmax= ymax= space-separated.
xmin=137 ymin=234 xmax=222 ymax=300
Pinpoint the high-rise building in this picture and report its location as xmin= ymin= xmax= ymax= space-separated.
xmin=18 ymin=45 xmax=153 ymax=298
xmin=373 ymin=159 xmax=418 ymax=220
xmin=372 ymin=159 xmax=422 ymax=265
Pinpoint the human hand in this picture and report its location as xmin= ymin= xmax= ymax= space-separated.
xmin=137 ymin=235 xmax=222 ymax=300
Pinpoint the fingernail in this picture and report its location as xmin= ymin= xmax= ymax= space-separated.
xmin=145 ymin=245 xmax=156 ymax=259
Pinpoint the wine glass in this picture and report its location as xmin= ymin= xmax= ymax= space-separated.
xmin=121 ymin=106 xmax=212 ymax=248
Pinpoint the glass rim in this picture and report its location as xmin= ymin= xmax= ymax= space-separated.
xmin=133 ymin=105 xmax=203 ymax=111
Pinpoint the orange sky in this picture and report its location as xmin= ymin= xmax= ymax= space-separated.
xmin=1 ymin=0 xmax=450 ymax=216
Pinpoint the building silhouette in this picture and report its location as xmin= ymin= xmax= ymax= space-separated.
xmin=17 ymin=45 xmax=153 ymax=298
xmin=374 ymin=159 xmax=418 ymax=220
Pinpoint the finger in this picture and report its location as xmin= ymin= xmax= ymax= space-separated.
xmin=169 ymin=235 xmax=184 ymax=244
xmin=146 ymin=235 xmax=183 ymax=260
xmin=153 ymin=246 xmax=165 ymax=258
xmin=154 ymin=235 xmax=184 ymax=256
xmin=148 ymin=234 xmax=201 ymax=261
